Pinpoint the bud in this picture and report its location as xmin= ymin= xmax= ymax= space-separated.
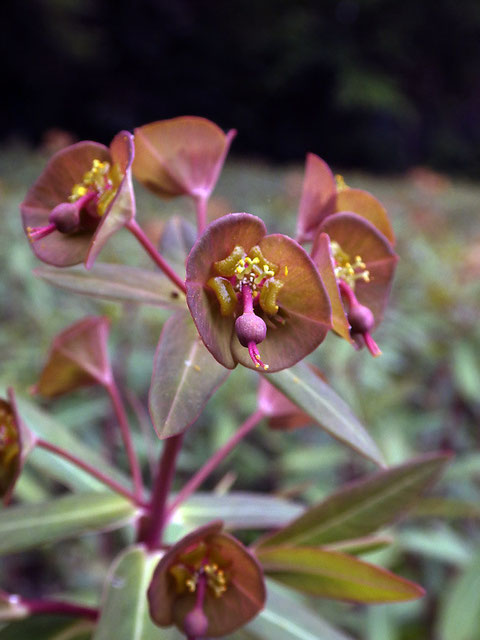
xmin=183 ymin=606 xmax=209 ymax=639
xmin=348 ymin=302 xmax=375 ymax=335
xmin=48 ymin=202 xmax=81 ymax=234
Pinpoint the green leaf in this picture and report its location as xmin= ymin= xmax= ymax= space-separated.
xmin=34 ymin=263 xmax=185 ymax=309
xmin=228 ymin=580 xmax=353 ymax=640
xmin=437 ymin=550 xmax=480 ymax=640
xmin=149 ymin=312 xmax=230 ymax=439
xmin=324 ymin=534 xmax=394 ymax=556
xmin=256 ymin=453 xmax=449 ymax=549
xmin=93 ymin=545 xmax=172 ymax=640
xmin=256 ymin=546 xmax=424 ymax=603
xmin=177 ymin=492 xmax=304 ymax=530
xmin=0 ymin=618 xmax=90 ymax=640
xmin=0 ymin=492 xmax=138 ymax=555
xmin=158 ymin=216 xmax=196 ymax=276
xmin=412 ymin=497 xmax=480 ymax=519
xmin=265 ymin=362 xmax=385 ymax=466
xmin=9 ymin=392 xmax=131 ymax=493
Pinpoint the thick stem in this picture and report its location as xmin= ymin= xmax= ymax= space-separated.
xmin=23 ymin=598 xmax=98 ymax=621
xmin=167 ymin=410 xmax=264 ymax=517
xmin=35 ymin=438 xmax=147 ymax=507
xmin=140 ymin=434 xmax=184 ymax=550
xmin=195 ymin=194 xmax=208 ymax=234
xmin=105 ymin=380 xmax=144 ymax=501
xmin=126 ymin=219 xmax=186 ymax=293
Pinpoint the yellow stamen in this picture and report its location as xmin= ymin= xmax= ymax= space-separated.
xmin=335 ymin=174 xmax=349 ymax=192
xmin=331 ymin=240 xmax=370 ymax=289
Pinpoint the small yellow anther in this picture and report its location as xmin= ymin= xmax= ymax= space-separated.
xmin=284 ymin=266 xmax=288 ymax=276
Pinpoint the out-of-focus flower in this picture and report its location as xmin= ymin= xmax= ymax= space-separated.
xmin=133 ymin=116 xmax=236 ymax=201
xmin=148 ymin=521 xmax=266 ymax=638
xmin=0 ymin=389 xmax=34 ymax=505
xmin=312 ymin=213 xmax=397 ymax=356
xmin=296 ymin=153 xmax=394 ymax=244
xmin=32 ymin=317 xmax=112 ymax=397
xmin=21 ymin=131 xmax=135 ymax=269
xmin=185 ymin=213 xmax=331 ymax=372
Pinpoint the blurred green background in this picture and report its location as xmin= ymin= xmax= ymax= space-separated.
xmin=1 ymin=146 xmax=480 ymax=638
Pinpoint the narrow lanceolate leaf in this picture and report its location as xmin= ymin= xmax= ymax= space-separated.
xmin=178 ymin=492 xmax=304 ymax=530
xmin=265 ymin=361 xmax=385 ymax=466
xmin=34 ymin=263 xmax=185 ymax=309
xmin=437 ymin=550 xmax=480 ymax=640
xmin=256 ymin=547 xmax=424 ymax=603
xmin=11 ymin=393 xmax=130 ymax=492
xmin=256 ymin=453 xmax=450 ymax=549
xmin=149 ymin=311 xmax=230 ymax=439
xmin=0 ymin=492 xmax=138 ymax=555
xmin=228 ymin=579 xmax=354 ymax=640
xmin=94 ymin=546 xmax=166 ymax=640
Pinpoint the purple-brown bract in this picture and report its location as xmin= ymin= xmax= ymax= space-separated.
xmin=147 ymin=521 xmax=266 ymax=637
xmin=185 ymin=213 xmax=332 ymax=372
xmin=20 ymin=131 xmax=135 ymax=269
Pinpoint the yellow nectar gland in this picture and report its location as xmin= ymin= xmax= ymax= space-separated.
xmin=335 ymin=174 xmax=349 ymax=192
xmin=331 ymin=240 xmax=370 ymax=289
xmin=170 ymin=561 xmax=228 ymax=599
xmin=68 ymin=159 xmax=123 ymax=217
xmin=0 ymin=402 xmax=19 ymax=466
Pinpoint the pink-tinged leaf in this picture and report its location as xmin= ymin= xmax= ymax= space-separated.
xmin=318 ymin=212 xmax=398 ymax=324
xmin=34 ymin=263 xmax=185 ymax=309
xmin=323 ymin=535 xmax=394 ymax=555
xmin=186 ymin=213 xmax=267 ymax=369
xmin=296 ymin=153 xmax=336 ymax=241
xmin=0 ymin=389 xmax=35 ymax=505
xmin=256 ymin=453 xmax=451 ymax=549
xmin=133 ymin=116 xmax=236 ymax=199
xmin=34 ymin=316 xmax=112 ymax=397
xmin=158 ymin=215 xmax=197 ymax=276
xmin=336 ymin=188 xmax=395 ymax=244
xmin=257 ymin=378 xmax=312 ymax=431
xmin=231 ymin=234 xmax=332 ymax=372
xmin=149 ymin=312 xmax=230 ymax=439
xmin=311 ymin=232 xmax=352 ymax=342
xmin=86 ymin=130 xmax=136 ymax=269
xmin=21 ymin=142 xmax=109 ymax=267
xmin=256 ymin=546 xmax=424 ymax=603
xmin=264 ymin=362 xmax=385 ymax=466
xmin=148 ymin=522 xmax=266 ymax=637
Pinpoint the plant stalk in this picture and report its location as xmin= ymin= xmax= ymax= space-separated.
xmin=126 ymin=219 xmax=186 ymax=293
xmin=23 ymin=598 xmax=98 ymax=621
xmin=167 ymin=409 xmax=264 ymax=517
xmin=35 ymin=438 xmax=147 ymax=507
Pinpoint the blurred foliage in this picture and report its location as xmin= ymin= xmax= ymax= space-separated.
xmin=2 ymin=0 xmax=480 ymax=171
xmin=1 ymin=147 xmax=480 ymax=638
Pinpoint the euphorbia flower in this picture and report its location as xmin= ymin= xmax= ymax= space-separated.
xmin=133 ymin=116 xmax=236 ymax=201
xmin=32 ymin=316 xmax=112 ymax=397
xmin=148 ymin=521 xmax=266 ymax=638
xmin=312 ymin=213 xmax=397 ymax=356
xmin=0 ymin=389 xmax=34 ymax=505
xmin=21 ymin=131 xmax=135 ymax=268
xmin=185 ymin=213 xmax=331 ymax=372
xmin=296 ymin=153 xmax=395 ymax=244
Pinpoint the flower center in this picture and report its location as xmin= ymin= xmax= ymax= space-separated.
xmin=169 ymin=542 xmax=229 ymax=599
xmin=26 ymin=158 xmax=123 ymax=243
xmin=331 ymin=240 xmax=370 ymax=289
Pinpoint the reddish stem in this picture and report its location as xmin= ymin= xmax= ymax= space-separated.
xmin=23 ymin=598 xmax=98 ymax=621
xmin=242 ymin=282 xmax=254 ymax=313
xmin=195 ymin=193 xmax=209 ymax=234
xmin=337 ymin=278 xmax=357 ymax=306
xmin=139 ymin=434 xmax=184 ymax=550
xmin=126 ymin=219 xmax=186 ymax=293
xmin=363 ymin=332 xmax=382 ymax=357
xmin=35 ymin=438 xmax=147 ymax=507
xmin=105 ymin=380 xmax=144 ymax=502
xmin=167 ymin=410 xmax=264 ymax=518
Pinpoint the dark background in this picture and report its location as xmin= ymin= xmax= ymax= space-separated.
xmin=3 ymin=0 xmax=480 ymax=172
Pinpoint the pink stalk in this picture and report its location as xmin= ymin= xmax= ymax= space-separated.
xmin=125 ymin=219 xmax=186 ymax=293
xmin=363 ymin=332 xmax=382 ymax=357
xmin=105 ymin=380 xmax=144 ymax=501
xmin=337 ymin=278 xmax=357 ymax=306
xmin=23 ymin=598 xmax=98 ymax=621
xmin=27 ymin=223 xmax=57 ymax=242
xmin=167 ymin=410 xmax=264 ymax=518
xmin=139 ymin=434 xmax=184 ymax=550
xmin=194 ymin=193 xmax=209 ymax=234
xmin=35 ymin=438 xmax=147 ymax=508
